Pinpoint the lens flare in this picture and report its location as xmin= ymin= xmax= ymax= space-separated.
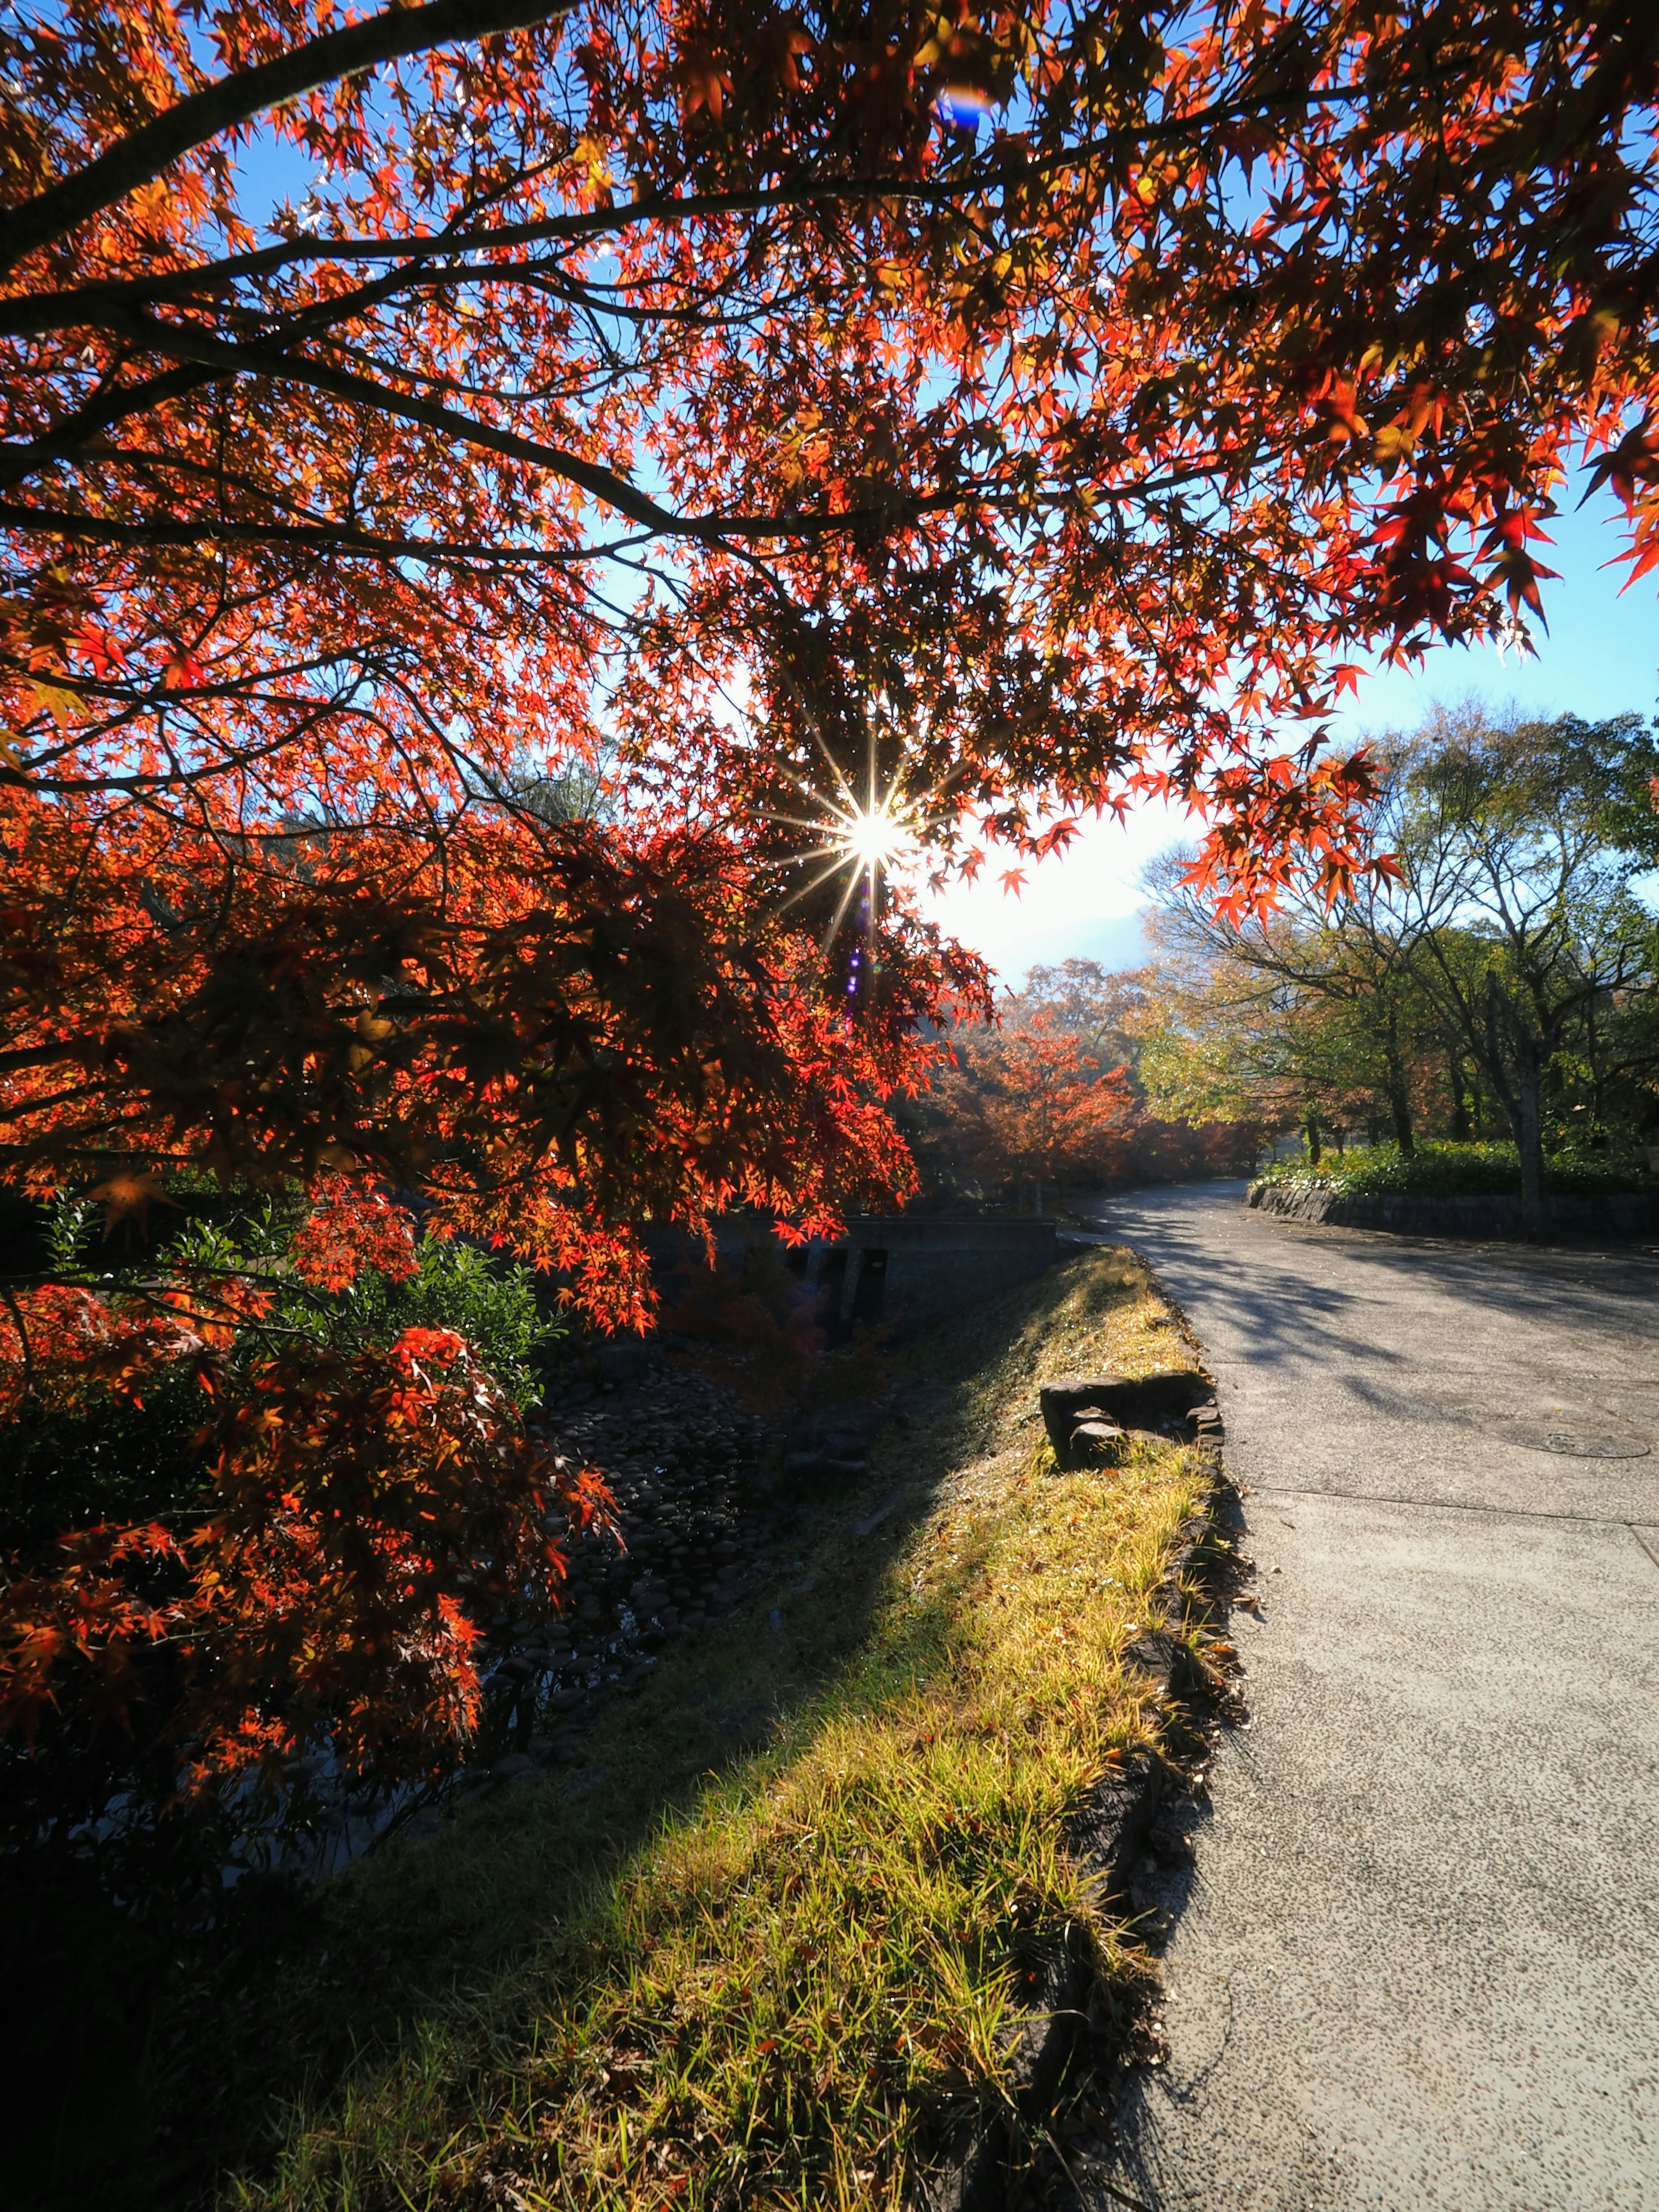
xmin=936 ymin=84 xmax=992 ymax=130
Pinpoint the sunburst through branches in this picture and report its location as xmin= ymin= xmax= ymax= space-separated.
xmin=760 ymin=727 xmax=934 ymax=1005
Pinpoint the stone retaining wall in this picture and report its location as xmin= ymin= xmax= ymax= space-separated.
xmin=807 ymin=1214 xmax=1059 ymax=1333
xmin=1248 ymin=1180 xmax=1657 ymax=1239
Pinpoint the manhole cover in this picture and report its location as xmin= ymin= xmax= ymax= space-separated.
xmin=1389 ymin=1378 xmax=1658 ymax=1459
xmin=1486 ymin=1422 xmax=1652 ymax=1460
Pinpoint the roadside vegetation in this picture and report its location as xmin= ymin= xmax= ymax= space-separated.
xmin=1251 ymin=1138 xmax=1655 ymax=1203
xmin=122 ymin=1243 xmax=1215 ymax=2212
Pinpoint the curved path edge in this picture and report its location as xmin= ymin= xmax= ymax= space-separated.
xmin=1067 ymin=1182 xmax=1659 ymax=2212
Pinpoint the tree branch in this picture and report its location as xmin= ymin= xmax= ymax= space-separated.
xmin=0 ymin=499 xmax=644 ymax=566
xmin=0 ymin=0 xmax=572 ymax=280
xmin=0 ymin=82 xmax=1378 ymax=336
xmin=6 ymin=306 xmax=951 ymax=542
xmin=0 ymin=364 xmax=216 ymax=487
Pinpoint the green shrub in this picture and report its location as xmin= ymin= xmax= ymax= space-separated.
xmin=1252 ymin=1138 xmax=1654 ymax=1202
xmin=164 ymin=1203 xmax=560 ymax=1410
xmin=286 ymin=1232 xmax=559 ymax=1411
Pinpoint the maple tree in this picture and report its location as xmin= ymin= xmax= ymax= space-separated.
xmin=913 ymin=963 xmax=1256 ymax=1201
xmin=0 ymin=805 xmax=960 ymax=1784
xmin=927 ymin=1006 xmax=1137 ymax=1205
xmin=3 ymin=0 xmax=1659 ymax=1778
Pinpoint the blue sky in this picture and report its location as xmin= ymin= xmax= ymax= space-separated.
xmin=918 ymin=489 xmax=1659 ymax=985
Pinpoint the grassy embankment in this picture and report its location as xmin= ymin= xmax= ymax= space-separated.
xmin=218 ymin=1245 xmax=1217 ymax=2212
xmin=1252 ymin=1136 xmax=1654 ymax=1201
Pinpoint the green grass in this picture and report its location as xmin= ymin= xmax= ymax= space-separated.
xmin=1252 ymin=1138 xmax=1654 ymax=1202
xmin=175 ymin=1249 xmax=1213 ymax=2212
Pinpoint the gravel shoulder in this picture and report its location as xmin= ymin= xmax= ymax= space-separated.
xmin=1066 ymin=1182 xmax=1659 ymax=2212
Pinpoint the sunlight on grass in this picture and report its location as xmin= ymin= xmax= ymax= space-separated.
xmin=234 ymin=1249 xmax=1212 ymax=2212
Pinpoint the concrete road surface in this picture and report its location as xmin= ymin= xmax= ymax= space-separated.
xmin=1069 ymin=1182 xmax=1659 ymax=2212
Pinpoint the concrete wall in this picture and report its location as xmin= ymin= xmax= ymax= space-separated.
xmin=806 ymin=1215 xmax=1059 ymax=1334
xmin=1249 ymin=1182 xmax=1657 ymax=1239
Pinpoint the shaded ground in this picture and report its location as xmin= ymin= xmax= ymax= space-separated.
xmin=1051 ymin=1184 xmax=1659 ymax=2212
xmin=21 ymin=1247 xmax=1199 ymax=2212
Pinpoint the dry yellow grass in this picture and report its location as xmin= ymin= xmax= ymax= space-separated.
xmin=232 ymin=1245 xmax=1213 ymax=2212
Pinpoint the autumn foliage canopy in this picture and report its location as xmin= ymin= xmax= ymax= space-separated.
xmin=3 ymin=0 xmax=1657 ymax=1784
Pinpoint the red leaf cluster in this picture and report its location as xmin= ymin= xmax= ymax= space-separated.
xmin=0 ymin=1281 xmax=203 ymax=1418
xmin=0 ymin=1322 xmax=612 ymax=1786
xmin=290 ymin=1178 xmax=418 ymax=1293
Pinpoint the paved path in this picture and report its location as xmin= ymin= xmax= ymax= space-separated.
xmin=1072 ymin=1182 xmax=1659 ymax=2212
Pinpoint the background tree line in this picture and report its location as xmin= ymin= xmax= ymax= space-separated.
xmin=1136 ymin=704 xmax=1659 ymax=1234
xmin=899 ymin=960 xmax=1260 ymax=1213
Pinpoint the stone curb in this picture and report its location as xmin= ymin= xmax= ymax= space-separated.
xmin=904 ymin=1496 xmax=1221 ymax=2212
xmin=1248 ymin=1179 xmax=1657 ymax=1239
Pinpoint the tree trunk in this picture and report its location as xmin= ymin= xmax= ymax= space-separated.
xmin=1447 ymin=1050 xmax=1471 ymax=1140
xmin=1304 ymin=1109 xmax=1322 ymax=1166
xmin=1484 ymin=973 xmax=1547 ymax=1235
xmin=1516 ymin=1042 xmax=1547 ymax=1238
xmin=1383 ymin=1014 xmax=1415 ymax=1155
xmin=1387 ymin=1078 xmax=1415 ymax=1154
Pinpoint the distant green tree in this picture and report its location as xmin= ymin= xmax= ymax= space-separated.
xmin=1146 ymin=820 xmax=1447 ymax=1157
xmin=1134 ymin=926 xmax=1382 ymax=1163
xmin=1143 ymin=705 xmax=1659 ymax=1222
xmin=1397 ymin=708 xmax=1659 ymax=1233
